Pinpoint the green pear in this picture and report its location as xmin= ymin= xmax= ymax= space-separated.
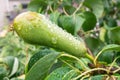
xmin=13 ymin=11 xmax=87 ymax=57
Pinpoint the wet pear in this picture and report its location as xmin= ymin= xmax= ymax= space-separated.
xmin=13 ymin=11 xmax=87 ymax=57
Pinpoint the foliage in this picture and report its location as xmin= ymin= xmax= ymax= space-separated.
xmin=1 ymin=0 xmax=120 ymax=80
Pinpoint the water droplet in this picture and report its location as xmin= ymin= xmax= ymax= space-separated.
xmin=52 ymin=37 xmax=57 ymax=44
xmin=68 ymin=37 xmax=72 ymax=41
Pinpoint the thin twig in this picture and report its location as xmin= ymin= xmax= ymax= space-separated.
xmin=71 ymin=68 xmax=108 ymax=80
xmin=111 ymin=75 xmax=117 ymax=80
xmin=87 ymin=48 xmax=94 ymax=57
xmin=81 ymin=74 xmax=90 ymax=80
xmin=49 ymin=5 xmax=54 ymax=12
xmin=94 ymin=50 xmax=103 ymax=65
xmin=106 ymin=76 xmax=110 ymax=80
xmin=60 ymin=58 xmax=81 ymax=73
xmin=62 ymin=7 xmax=69 ymax=16
xmin=72 ymin=0 xmax=84 ymax=16
xmin=113 ymin=67 xmax=120 ymax=73
xmin=108 ymin=56 xmax=120 ymax=74
xmin=61 ymin=53 xmax=89 ymax=70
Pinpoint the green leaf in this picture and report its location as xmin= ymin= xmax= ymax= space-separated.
xmin=25 ymin=53 xmax=61 ymax=80
xmin=85 ymin=36 xmax=104 ymax=54
xmin=90 ymin=75 xmax=105 ymax=80
xmin=3 ymin=56 xmax=19 ymax=77
xmin=99 ymin=27 xmax=109 ymax=43
xmin=28 ymin=0 xmax=47 ymax=12
xmin=101 ymin=44 xmax=120 ymax=52
xmin=58 ymin=15 xmax=75 ymax=34
xmin=74 ymin=15 xmax=85 ymax=35
xmin=79 ymin=11 xmax=97 ymax=31
xmin=27 ymin=49 xmax=55 ymax=72
xmin=84 ymin=0 xmax=104 ymax=18
xmin=98 ymin=51 xmax=114 ymax=63
xmin=96 ymin=44 xmax=120 ymax=63
xmin=45 ymin=67 xmax=71 ymax=80
xmin=106 ymin=18 xmax=117 ymax=28
xmin=63 ymin=5 xmax=76 ymax=15
xmin=108 ymin=27 xmax=120 ymax=44
xmin=49 ymin=11 xmax=60 ymax=24
xmin=117 ymin=75 xmax=120 ymax=80
xmin=62 ymin=70 xmax=78 ymax=80
xmin=84 ymin=75 xmax=105 ymax=80
xmin=0 ymin=66 xmax=8 ymax=79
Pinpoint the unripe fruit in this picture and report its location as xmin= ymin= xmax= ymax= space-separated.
xmin=13 ymin=11 xmax=87 ymax=57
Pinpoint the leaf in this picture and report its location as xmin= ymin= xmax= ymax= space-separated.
xmin=101 ymin=44 xmax=120 ymax=52
xmin=62 ymin=70 xmax=78 ymax=80
xmin=106 ymin=18 xmax=117 ymax=28
xmin=117 ymin=75 xmax=120 ymax=80
xmin=74 ymin=15 xmax=85 ymax=35
xmin=28 ymin=0 xmax=59 ymax=12
xmin=79 ymin=11 xmax=97 ymax=31
xmin=27 ymin=49 xmax=55 ymax=72
xmin=28 ymin=0 xmax=48 ymax=12
xmin=25 ymin=53 xmax=61 ymax=80
xmin=63 ymin=5 xmax=76 ymax=15
xmin=96 ymin=44 xmax=120 ymax=63
xmin=84 ymin=75 xmax=105 ymax=80
xmin=49 ymin=11 xmax=60 ymax=24
xmin=115 ymin=52 xmax=120 ymax=64
xmin=98 ymin=51 xmax=114 ymax=63
xmin=84 ymin=0 xmax=104 ymax=18
xmin=45 ymin=67 xmax=71 ymax=80
xmin=9 ymin=57 xmax=19 ymax=77
xmin=90 ymin=75 xmax=105 ymax=80
xmin=3 ymin=56 xmax=19 ymax=77
xmin=99 ymin=27 xmax=109 ymax=43
xmin=85 ymin=36 xmax=104 ymax=54
xmin=58 ymin=15 xmax=75 ymax=34
xmin=108 ymin=27 xmax=120 ymax=44
xmin=0 ymin=66 xmax=8 ymax=79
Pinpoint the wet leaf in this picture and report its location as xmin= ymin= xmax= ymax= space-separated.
xmin=26 ymin=49 xmax=55 ymax=72
xmin=45 ymin=67 xmax=71 ymax=80
xmin=25 ymin=53 xmax=61 ymax=80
